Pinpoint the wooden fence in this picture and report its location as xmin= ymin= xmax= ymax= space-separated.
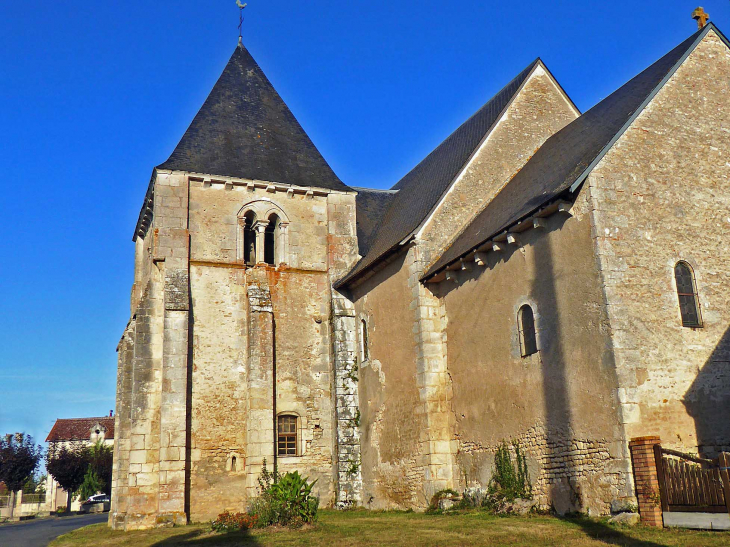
xmin=654 ymin=446 xmax=730 ymax=514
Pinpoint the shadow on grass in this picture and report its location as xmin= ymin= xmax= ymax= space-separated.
xmin=560 ymin=516 xmax=665 ymax=547
xmin=151 ymin=528 xmax=262 ymax=546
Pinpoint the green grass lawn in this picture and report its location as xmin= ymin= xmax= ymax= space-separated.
xmin=49 ymin=510 xmax=730 ymax=547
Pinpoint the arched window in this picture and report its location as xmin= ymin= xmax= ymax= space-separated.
xmin=518 ymin=305 xmax=538 ymax=357
xmin=243 ymin=211 xmax=257 ymax=266
xmin=231 ymin=455 xmax=237 ymax=472
xmin=264 ymin=214 xmax=280 ymax=266
xmin=360 ymin=319 xmax=369 ymax=362
xmin=675 ymin=261 xmax=702 ymax=327
xmin=277 ymin=415 xmax=298 ymax=456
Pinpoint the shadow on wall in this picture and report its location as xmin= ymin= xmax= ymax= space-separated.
xmin=532 ymin=225 xmax=576 ymax=515
xmin=535 ymin=230 xmax=666 ymax=547
xmin=683 ymin=324 xmax=730 ymax=457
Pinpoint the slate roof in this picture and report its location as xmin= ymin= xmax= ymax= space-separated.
xmin=337 ymin=58 xmax=551 ymax=287
xmin=46 ymin=417 xmax=115 ymax=443
xmin=424 ymin=24 xmax=720 ymax=280
xmin=353 ymin=188 xmax=398 ymax=257
xmin=158 ymin=44 xmax=349 ymax=192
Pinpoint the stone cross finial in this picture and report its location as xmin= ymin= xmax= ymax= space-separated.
xmin=692 ymin=7 xmax=709 ymax=30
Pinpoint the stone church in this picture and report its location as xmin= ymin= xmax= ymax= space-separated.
xmin=110 ymin=21 xmax=730 ymax=529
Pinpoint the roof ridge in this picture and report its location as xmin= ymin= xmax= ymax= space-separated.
xmin=390 ymin=57 xmax=541 ymax=192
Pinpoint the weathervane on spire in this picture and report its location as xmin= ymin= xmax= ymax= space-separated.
xmin=237 ymin=0 xmax=248 ymax=46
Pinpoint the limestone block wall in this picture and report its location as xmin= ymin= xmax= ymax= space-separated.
xmin=110 ymin=320 xmax=134 ymax=523
xmin=351 ymin=254 xmax=429 ymax=509
xmin=436 ymin=191 xmax=629 ymax=515
xmin=188 ymin=179 xmax=334 ymax=271
xmin=418 ymin=63 xmax=579 ymax=267
xmin=587 ymin=30 xmax=730 ymax=457
xmin=182 ymin=178 xmax=357 ymax=520
xmin=110 ymin=171 xmax=192 ymax=530
xmin=187 ymin=264 xmax=250 ymax=518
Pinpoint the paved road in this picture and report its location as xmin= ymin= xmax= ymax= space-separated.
xmin=0 ymin=513 xmax=107 ymax=547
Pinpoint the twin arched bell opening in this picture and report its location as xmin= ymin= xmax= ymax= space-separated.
xmin=239 ymin=201 xmax=289 ymax=267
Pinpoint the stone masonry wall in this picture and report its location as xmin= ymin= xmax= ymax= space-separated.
xmin=588 ymin=30 xmax=730 ymax=457
xmin=351 ymin=254 xmax=428 ymax=509
xmin=437 ymin=190 xmax=630 ymax=515
xmin=332 ymin=295 xmax=362 ymax=506
xmin=183 ymin=180 xmax=357 ymax=520
xmin=110 ymin=171 xmax=191 ymax=530
xmin=110 ymin=319 xmax=135 ymax=525
xmin=350 ymin=66 xmax=581 ymax=509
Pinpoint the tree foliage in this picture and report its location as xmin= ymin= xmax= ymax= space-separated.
xmin=86 ymin=441 xmax=113 ymax=496
xmin=46 ymin=440 xmax=114 ymax=509
xmin=76 ymin=467 xmax=104 ymax=501
xmin=46 ymin=442 xmax=89 ymax=498
xmin=0 ymin=433 xmax=43 ymax=492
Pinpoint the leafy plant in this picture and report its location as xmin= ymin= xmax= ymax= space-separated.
xmin=256 ymin=458 xmax=281 ymax=492
xmin=346 ymin=457 xmax=360 ymax=477
xmin=484 ymin=440 xmax=532 ymax=510
xmin=248 ymin=463 xmax=319 ymax=527
xmin=211 ymin=510 xmax=258 ymax=533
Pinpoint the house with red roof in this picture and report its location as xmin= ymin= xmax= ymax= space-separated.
xmin=45 ymin=415 xmax=114 ymax=512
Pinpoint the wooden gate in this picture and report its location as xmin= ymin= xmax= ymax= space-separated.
xmin=654 ymin=445 xmax=730 ymax=529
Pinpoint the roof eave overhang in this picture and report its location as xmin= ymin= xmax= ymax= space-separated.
xmin=132 ymin=171 xmax=156 ymax=242
xmin=421 ymin=192 xmax=576 ymax=282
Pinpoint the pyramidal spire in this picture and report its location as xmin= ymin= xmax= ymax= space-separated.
xmin=158 ymin=44 xmax=348 ymax=192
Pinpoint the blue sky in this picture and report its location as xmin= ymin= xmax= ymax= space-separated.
xmin=0 ymin=0 xmax=727 ymax=449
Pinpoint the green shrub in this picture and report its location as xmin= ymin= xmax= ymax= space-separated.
xmin=484 ymin=440 xmax=532 ymax=510
xmin=248 ymin=461 xmax=319 ymax=527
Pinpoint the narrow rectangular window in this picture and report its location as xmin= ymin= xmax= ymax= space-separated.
xmin=277 ymin=415 xmax=298 ymax=456
xmin=675 ymin=262 xmax=702 ymax=328
xmin=360 ymin=319 xmax=369 ymax=362
xmin=518 ymin=305 xmax=538 ymax=357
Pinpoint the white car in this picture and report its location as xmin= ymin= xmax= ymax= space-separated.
xmin=83 ymin=494 xmax=110 ymax=505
